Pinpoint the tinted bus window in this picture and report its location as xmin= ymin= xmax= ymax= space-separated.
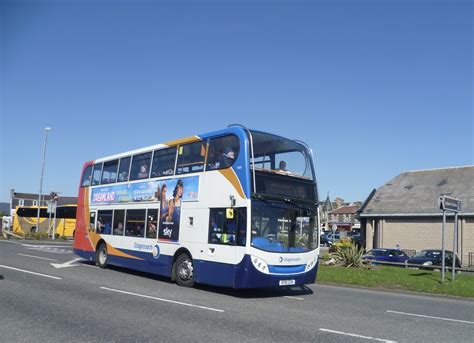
xmin=113 ymin=209 xmax=125 ymax=235
xmin=146 ymin=209 xmax=158 ymax=238
xmin=101 ymin=160 xmax=119 ymax=184
xmin=125 ymin=209 xmax=146 ymax=237
xmin=97 ymin=210 xmax=112 ymax=235
xmin=117 ymin=156 xmax=131 ymax=182
xmin=130 ymin=152 xmax=152 ymax=181
xmin=176 ymin=142 xmax=206 ymax=175
xmin=81 ymin=166 xmax=93 ymax=187
xmin=151 ymin=147 xmax=177 ymax=177
xmin=207 ymin=135 xmax=239 ymax=170
xmin=92 ymin=163 xmax=103 ymax=186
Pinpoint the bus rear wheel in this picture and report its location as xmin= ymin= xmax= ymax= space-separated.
xmin=96 ymin=243 xmax=108 ymax=269
xmin=174 ymin=254 xmax=194 ymax=287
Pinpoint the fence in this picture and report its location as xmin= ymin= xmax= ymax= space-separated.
xmin=469 ymin=252 xmax=474 ymax=268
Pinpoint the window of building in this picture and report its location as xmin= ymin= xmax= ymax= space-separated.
xmin=18 ymin=199 xmax=24 ymax=206
xmin=101 ymin=160 xmax=119 ymax=184
xmin=130 ymin=152 xmax=152 ymax=181
xmin=81 ymin=165 xmax=93 ymax=187
xmin=97 ymin=210 xmax=113 ymax=235
xmin=207 ymin=135 xmax=240 ymax=170
xmin=151 ymin=147 xmax=177 ymax=178
xmin=176 ymin=142 xmax=207 ymax=175
xmin=92 ymin=163 xmax=103 ymax=186
xmin=208 ymin=208 xmax=246 ymax=246
xmin=146 ymin=209 xmax=158 ymax=238
xmin=117 ymin=156 xmax=131 ymax=182
xmin=113 ymin=210 xmax=125 ymax=236
xmin=32 ymin=200 xmax=38 ymax=206
xmin=125 ymin=209 xmax=146 ymax=237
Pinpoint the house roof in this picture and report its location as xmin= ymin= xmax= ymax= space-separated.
xmin=360 ymin=166 xmax=474 ymax=216
xmin=330 ymin=205 xmax=360 ymax=215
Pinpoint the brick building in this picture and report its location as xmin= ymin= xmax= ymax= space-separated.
xmin=9 ymin=189 xmax=77 ymax=215
xmin=358 ymin=166 xmax=474 ymax=266
xmin=329 ymin=204 xmax=361 ymax=231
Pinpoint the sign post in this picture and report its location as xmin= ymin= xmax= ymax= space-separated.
xmin=438 ymin=195 xmax=462 ymax=282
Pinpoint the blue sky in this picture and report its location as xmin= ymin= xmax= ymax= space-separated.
xmin=1 ymin=0 xmax=472 ymax=203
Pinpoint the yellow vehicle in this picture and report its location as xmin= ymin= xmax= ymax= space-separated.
xmin=13 ymin=205 xmax=77 ymax=237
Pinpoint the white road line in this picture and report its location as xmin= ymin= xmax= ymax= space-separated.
xmin=284 ymin=296 xmax=304 ymax=301
xmin=17 ymin=253 xmax=58 ymax=262
xmin=0 ymin=265 xmax=62 ymax=280
xmin=100 ymin=287 xmax=225 ymax=313
xmin=319 ymin=329 xmax=397 ymax=343
xmin=387 ymin=310 xmax=474 ymax=325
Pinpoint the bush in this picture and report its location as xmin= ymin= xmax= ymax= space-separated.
xmin=330 ymin=242 xmax=365 ymax=268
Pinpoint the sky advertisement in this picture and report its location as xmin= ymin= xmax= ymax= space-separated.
xmin=91 ymin=176 xmax=199 ymax=243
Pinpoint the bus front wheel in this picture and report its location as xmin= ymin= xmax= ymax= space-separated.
xmin=96 ymin=243 xmax=108 ymax=269
xmin=174 ymin=254 xmax=194 ymax=287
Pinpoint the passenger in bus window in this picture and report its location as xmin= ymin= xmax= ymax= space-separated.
xmin=217 ymin=147 xmax=235 ymax=168
xmin=102 ymin=221 xmax=111 ymax=235
xmin=137 ymin=164 xmax=149 ymax=179
xmin=278 ymin=160 xmax=287 ymax=172
xmin=114 ymin=222 xmax=123 ymax=235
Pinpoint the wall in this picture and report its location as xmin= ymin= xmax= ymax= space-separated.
xmin=366 ymin=216 xmax=474 ymax=266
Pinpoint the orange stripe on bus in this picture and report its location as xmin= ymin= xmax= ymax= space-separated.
xmin=163 ymin=136 xmax=201 ymax=146
xmin=218 ymin=168 xmax=247 ymax=200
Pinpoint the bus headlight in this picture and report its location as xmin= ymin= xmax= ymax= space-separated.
xmin=306 ymin=255 xmax=318 ymax=271
xmin=251 ymin=255 xmax=269 ymax=274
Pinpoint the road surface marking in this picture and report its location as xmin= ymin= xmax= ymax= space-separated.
xmin=284 ymin=296 xmax=304 ymax=301
xmin=387 ymin=310 xmax=474 ymax=325
xmin=82 ymin=264 xmax=99 ymax=268
xmin=319 ymin=329 xmax=397 ymax=343
xmin=0 ymin=265 xmax=62 ymax=280
xmin=100 ymin=287 xmax=225 ymax=313
xmin=17 ymin=253 xmax=58 ymax=262
xmin=51 ymin=258 xmax=82 ymax=269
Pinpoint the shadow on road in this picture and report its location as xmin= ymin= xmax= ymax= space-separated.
xmin=195 ymin=283 xmax=314 ymax=299
xmin=79 ymin=261 xmax=314 ymax=298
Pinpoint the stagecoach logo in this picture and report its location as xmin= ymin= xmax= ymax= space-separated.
xmin=152 ymin=244 xmax=160 ymax=259
xmin=279 ymin=256 xmax=301 ymax=263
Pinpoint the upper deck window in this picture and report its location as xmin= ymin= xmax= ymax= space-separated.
xmin=91 ymin=163 xmax=103 ymax=186
xmin=117 ymin=156 xmax=131 ymax=182
xmin=101 ymin=160 xmax=119 ymax=184
xmin=176 ymin=141 xmax=206 ymax=175
xmin=151 ymin=147 xmax=177 ymax=177
xmin=207 ymin=135 xmax=240 ymax=170
xmin=130 ymin=152 xmax=152 ymax=181
xmin=250 ymin=131 xmax=314 ymax=180
xmin=81 ymin=166 xmax=93 ymax=187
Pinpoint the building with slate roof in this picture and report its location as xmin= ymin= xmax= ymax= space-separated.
xmin=358 ymin=166 xmax=474 ymax=265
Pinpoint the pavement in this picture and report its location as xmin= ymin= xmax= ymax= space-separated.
xmin=1 ymin=239 xmax=473 ymax=342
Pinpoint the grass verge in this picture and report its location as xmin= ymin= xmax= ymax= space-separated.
xmin=318 ymin=265 xmax=474 ymax=298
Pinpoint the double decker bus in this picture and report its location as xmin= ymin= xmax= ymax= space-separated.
xmin=74 ymin=125 xmax=320 ymax=288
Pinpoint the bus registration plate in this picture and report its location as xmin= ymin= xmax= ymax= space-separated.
xmin=279 ymin=279 xmax=295 ymax=286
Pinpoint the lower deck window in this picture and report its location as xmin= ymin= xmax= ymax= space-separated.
xmin=208 ymin=208 xmax=246 ymax=246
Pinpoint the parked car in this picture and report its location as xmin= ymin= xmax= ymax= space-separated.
xmin=407 ymin=250 xmax=461 ymax=268
xmin=363 ymin=249 xmax=409 ymax=263
xmin=320 ymin=232 xmax=340 ymax=247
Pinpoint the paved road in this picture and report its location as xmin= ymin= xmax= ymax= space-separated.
xmin=1 ymin=240 xmax=473 ymax=342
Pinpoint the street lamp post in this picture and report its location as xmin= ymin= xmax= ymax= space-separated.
xmin=36 ymin=127 xmax=52 ymax=233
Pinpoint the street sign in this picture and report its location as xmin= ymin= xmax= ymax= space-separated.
xmin=438 ymin=196 xmax=462 ymax=212
xmin=47 ymin=201 xmax=56 ymax=214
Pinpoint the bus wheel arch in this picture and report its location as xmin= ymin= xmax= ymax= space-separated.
xmin=96 ymin=240 xmax=108 ymax=268
xmin=172 ymin=249 xmax=194 ymax=287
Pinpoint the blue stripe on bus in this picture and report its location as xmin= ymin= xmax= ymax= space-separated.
xmin=268 ymin=264 xmax=307 ymax=274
